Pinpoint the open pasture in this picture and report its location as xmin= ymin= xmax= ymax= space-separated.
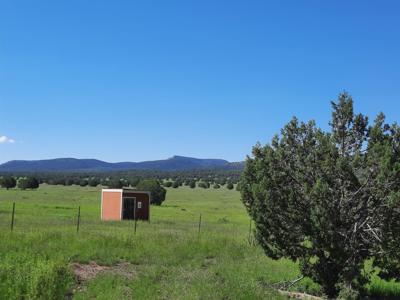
xmin=0 ymin=185 xmax=398 ymax=299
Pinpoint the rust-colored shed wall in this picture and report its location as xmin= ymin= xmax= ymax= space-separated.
xmin=102 ymin=191 xmax=122 ymax=220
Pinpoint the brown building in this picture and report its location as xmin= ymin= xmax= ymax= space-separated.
xmin=101 ymin=189 xmax=151 ymax=221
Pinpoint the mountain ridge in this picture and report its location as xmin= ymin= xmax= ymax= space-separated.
xmin=0 ymin=156 xmax=244 ymax=172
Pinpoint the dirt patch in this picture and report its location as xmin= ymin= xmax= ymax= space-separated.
xmin=278 ymin=290 xmax=323 ymax=300
xmin=71 ymin=261 xmax=137 ymax=284
xmin=67 ymin=261 xmax=137 ymax=298
xmin=65 ymin=261 xmax=136 ymax=300
xmin=72 ymin=261 xmax=109 ymax=284
xmin=201 ymin=256 xmax=216 ymax=268
xmin=110 ymin=262 xmax=137 ymax=280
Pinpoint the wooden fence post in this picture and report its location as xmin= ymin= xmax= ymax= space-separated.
xmin=10 ymin=202 xmax=15 ymax=232
xmin=76 ymin=206 xmax=81 ymax=233
xmin=198 ymin=213 xmax=202 ymax=237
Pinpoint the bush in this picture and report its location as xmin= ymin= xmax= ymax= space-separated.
xmin=17 ymin=177 xmax=39 ymax=190
xmin=65 ymin=178 xmax=74 ymax=186
xmin=88 ymin=178 xmax=100 ymax=187
xmin=189 ymin=181 xmax=196 ymax=188
xmin=79 ymin=179 xmax=88 ymax=187
xmin=163 ymin=181 xmax=173 ymax=188
xmin=129 ymin=178 xmax=140 ymax=187
xmin=226 ymin=182 xmax=234 ymax=190
xmin=172 ymin=181 xmax=179 ymax=188
xmin=235 ymin=182 xmax=241 ymax=191
xmin=0 ymin=176 xmax=16 ymax=189
xmin=198 ymin=182 xmax=209 ymax=189
xmin=136 ymin=179 xmax=166 ymax=206
xmin=108 ymin=179 xmax=123 ymax=189
xmin=213 ymin=184 xmax=220 ymax=189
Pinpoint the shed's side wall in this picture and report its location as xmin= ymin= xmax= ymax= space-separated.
xmin=102 ymin=191 xmax=122 ymax=220
xmin=123 ymin=192 xmax=150 ymax=221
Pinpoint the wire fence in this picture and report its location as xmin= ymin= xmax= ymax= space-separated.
xmin=0 ymin=201 xmax=255 ymax=244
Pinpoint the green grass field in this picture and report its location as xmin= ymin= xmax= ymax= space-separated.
xmin=0 ymin=185 xmax=399 ymax=299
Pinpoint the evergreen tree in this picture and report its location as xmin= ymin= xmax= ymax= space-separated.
xmin=172 ymin=181 xmax=179 ymax=188
xmin=241 ymin=93 xmax=400 ymax=298
xmin=108 ymin=179 xmax=123 ymax=189
xmin=163 ymin=181 xmax=173 ymax=187
xmin=18 ymin=177 xmax=39 ymax=190
xmin=0 ymin=176 xmax=16 ymax=189
xmin=136 ymin=179 xmax=166 ymax=206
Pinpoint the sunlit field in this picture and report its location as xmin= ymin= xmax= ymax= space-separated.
xmin=0 ymin=185 xmax=398 ymax=299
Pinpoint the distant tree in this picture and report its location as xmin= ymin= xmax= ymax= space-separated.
xmin=136 ymin=179 xmax=166 ymax=206
xmin=213 ymin=184 xmax=220 ymax=189
xmin=54 ymin=178 xmax=66 ymax=185
xmin=17 ymin=177 xmax=39 ymax=190
xmin=173 ymin=179 xmax=183 ymax=187
xmin=88 ymin=178 xmax=100 ymax=187
xmin=65 ymin=178 xmax=74 ymax=186
xmin=0 ymin=176 xmax=16 ymax=190
xmin=235 ymin=182 xmax=241 ymax=191
xmin=198 ymin=182 xmax=209 ymax=189
xmin=108 ymin=179 xmax=123 ymax=189
xmin=129 ymin=178 xmax=140 ymax=187
xmin=172 ymin=181 xmax=179 ymax=188
xmin=218 ymin=178 xmax=227 ymax=185
xmin=79 ymin=179 xmax=88 ymax=187
xmin=226 ymin=182 xmax=234 ymax=190
xmin=189 ymin=181 xmax=196 ymax=188
xmin=241 ymin=93 xmax=400 ymax=298
xmin=46 ymin=179 xmax=55 ymax=185
xmin=163 ymin=181 xmax=173 ymax=188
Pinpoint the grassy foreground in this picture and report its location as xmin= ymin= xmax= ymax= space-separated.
xmin=0 ymin=185 xmax=399 ymax=299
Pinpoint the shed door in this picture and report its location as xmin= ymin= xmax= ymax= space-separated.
xmin=122 ymin=197 xmax=136 ymax=220
xmin=122 ymin=193 xmax=149 ymax=220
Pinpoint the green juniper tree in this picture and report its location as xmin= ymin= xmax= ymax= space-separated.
xmin=241 ymin=93 xmax=400 ymax=298
xmin=136 ymin=179 xmax=166 ymax=206
xmin=17 ymin=177 xmax=39 ymax=190
xmin=189 ymin=180 xmax=196 ymax=188
xmin=163 ymin=181 xmax=173 ymax=188
xmin=0 ymin=176 xmax=17 ymax=189
xmin=172 ymin=181 xmax=180 ymax=188
xmin=107 ymin=178 xmax=123 ymax=189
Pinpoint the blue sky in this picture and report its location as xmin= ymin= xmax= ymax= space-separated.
xmin=1 ymin=1 xmax=400 ymax=163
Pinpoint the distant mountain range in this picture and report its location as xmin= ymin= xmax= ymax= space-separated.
xmin=0 ymin=156 xmax=244 ymax=172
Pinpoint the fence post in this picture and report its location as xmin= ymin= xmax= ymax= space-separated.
xmin=76 ymin=206 xmax=81 ymax=233
xmin=134 ymin=198 xmax=137 ymax=235
xmin=198 ymin=213 xmax=202 ymax=237
xmin=10 ymin=202 xmax=15 ymax=232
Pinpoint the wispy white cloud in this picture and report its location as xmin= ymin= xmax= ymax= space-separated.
xmin=0 ymin=136 xmax=15 ymax=144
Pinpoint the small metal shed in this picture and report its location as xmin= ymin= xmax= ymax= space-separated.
xmin=101 ymin=189 xmax=151 ymax=221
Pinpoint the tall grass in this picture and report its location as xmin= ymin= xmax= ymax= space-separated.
xmin=0 ymin=185 xmax=398 ymax=299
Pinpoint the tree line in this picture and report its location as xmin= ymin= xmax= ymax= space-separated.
xmin=0 ymin=169 xmax=241 ymax=207
xmin=0 ymin=176 xmax=39 ymax=190
xmin=0 ymin=169 xmax=240 ymax=191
